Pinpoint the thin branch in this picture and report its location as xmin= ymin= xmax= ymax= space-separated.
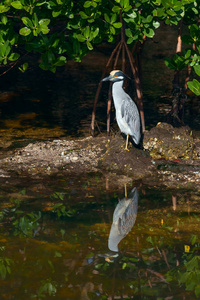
xmin=0 ymin=60 xmax=19 ymax=77
xmin=91 ymin=42 xmax=121 ymax=136
xmin=147 ymin=269 xmax=168 ymax=283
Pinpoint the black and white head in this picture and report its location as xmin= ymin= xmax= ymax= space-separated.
xmin=102 ymin=70 xmax=127 ymax=82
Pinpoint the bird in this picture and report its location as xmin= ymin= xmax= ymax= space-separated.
xmin=102 ymin=70 xmax=141 ymax=150
xmin=108 ymin=187 xmax=138 ymax=253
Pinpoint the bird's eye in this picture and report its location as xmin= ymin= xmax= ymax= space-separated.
xmin=114 ymin=75 xmax=118 ymax=77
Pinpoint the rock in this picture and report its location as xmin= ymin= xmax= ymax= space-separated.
xmin=100 ymin=135 xmax=155 ymax=178
xmin=143 ymin=122 xmax=198 ymax=160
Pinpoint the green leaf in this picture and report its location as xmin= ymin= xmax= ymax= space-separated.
xmin=1 ymin=15 xmax=8 ymax=25
xmin=21 ymin=17 xmax=33 ymax=28
xmin=2 ymin=42 xmax=11 ymax=57
xmin=9 ymin=52 xmax=20 ymax=61
xmin=123 ymin=0 xmax=129 ymax=8
xmin=112 ymin=6 xmax=121 ymax=13
xmin=153 ymin=21 xmax=160 ymax=29
xmin=122 ymin=262 xmax=127 ymax=269
xmin=194 ymin=65 xmax=200 ymax=77
xmin=76 ymin=34 xmax=85 ymax=42
xmin=79 ymin=11 xmax=88 ymax=19
xmin=36 ymin=1 xmax=46 ymax=6
xmin=111 ymin=13 xmax=117 ymax=23
xmin=0 ymin=5 xmax=10 ymax=13
xmin=143 ymin=28 xmax=154 ymax=38
xmin=0 ymin=42 xmax=8 ymax=57
xmin=187 ymin=79 xmax=200 ymax=96
xmin=19 ymin=27 xmax=31 ymax=36
xmin=127 ymin=11 xmax=137 ymax=19
xmin=124 ymin=5 xmax=132 ymax=12
xmin=33 ymin=13 xmax=39 ymax=27
xmin=166 ymin=9 xmax=176 ymax=17
xmin=125 ymin=28 xmax=132 ymax=37
xmin=190 ymin=24 xmax=199 ymax=40
xmin=21 ymin=62 xmax=28 ymax=72
xmin=192 ymin=7 xmax=199 ymax=14
xmin=11 ymin=1 xmax=23 ymax=9
xmin=127 ymin=36 xmax=134 ymax=44
xmin=52 ymin=10 xmax=61 ymax=17
xmin=184 ymin=49 xmax=191 ymax=59
xmin=190 ymin=234 xmax=197 ymax=245
xmin=54 ymin=56 xmax=66 ymax=66
xmin=104 ymin=13 xmax=110 ymax=23
xmin=143 ymin=15 xmax=153 ymax=23
xmin=91 ymin=2 xmax=97 ymax=8
xmin=54 ymin=251 xmax=62 ymax=257
xmin=39 ymin=19 xmax=50 ymax=26
xmin=41 ymin=26 xmax=50 ymax=34
xmin=86 ymin=40 xmax=93 ymax=50
xmin=93 ymin=27 xmax=99 ymax=38
xmin=110 ymin=26 xmax=115 ymax=35
xmin=113 ymin=22 xmax=122 ymax=28
xmin=156 ymin=7 xmax=166 ymax=17
xmin=84 ymin=26 xmax=90 ymax=39
xmin=84 ymin=1 xmax=91 ymax=8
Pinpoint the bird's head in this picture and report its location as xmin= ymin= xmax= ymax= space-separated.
xmin=102 ymin=70 xmax=128 ymax=82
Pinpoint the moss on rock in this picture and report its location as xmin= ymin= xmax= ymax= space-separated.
xmin=143 ymin=122 xmax=198 ymax=160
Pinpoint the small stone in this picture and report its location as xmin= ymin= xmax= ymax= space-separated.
xmin=71 ymin=156 xmax=78 ymax=161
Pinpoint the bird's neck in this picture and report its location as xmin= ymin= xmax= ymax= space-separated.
xmin=112 ymin=80 xmax=125 ymax=107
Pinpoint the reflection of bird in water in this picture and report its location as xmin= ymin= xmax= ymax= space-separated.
xmin=102 ymin=70 xmax=141 ymax=150
xmin=108 ymin=187 xmax=138 ymax=254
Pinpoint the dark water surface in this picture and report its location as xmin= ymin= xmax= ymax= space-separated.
xmin=0 ymin=174 xmax=200 ymax=299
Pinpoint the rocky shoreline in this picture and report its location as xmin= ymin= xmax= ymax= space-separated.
xmin=0 ymin=123 xmax=199 ymax=191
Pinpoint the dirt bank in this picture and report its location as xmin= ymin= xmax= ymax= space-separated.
xmin=0 ymin=123 xmax=199 ymax=190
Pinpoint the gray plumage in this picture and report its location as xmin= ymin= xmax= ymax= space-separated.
xmin=102 ymin=70 xmax=141 ymax=148
xmin=108 ymin=187 xmax=138 ymax=252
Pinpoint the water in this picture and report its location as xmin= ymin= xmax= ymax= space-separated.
xmin=0 ymin=24 xmax=200 ymax=299
xmin=0 ymin=174 xmax=200 ymax=299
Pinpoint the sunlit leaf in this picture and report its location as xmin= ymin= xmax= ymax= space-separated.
xmin=8 ymin=52 xmax=20 ymax=61
xmin=122 ymin=262 xmax=127 ymax=269
xmin=194 ymin=65 xmax=200 ymax=77
xmin=11 ymin=1 xmax=23 ymax=9
xmin=79 ymin=11 xmax=88 ymax=19
xmin=19 ymin=27 xmax=31 ymax=36
xmin=113 ymin=22 xmax=122 ymax=28
xmin=187 ymin=79 xmax=200 ymax=96
xmin=84 ymin=1 xmax=91 ymax=8
xmin=21 ymin=17 xmax=33 ymax=28
xmin=76 ymin=34 xmax=85 ymax=42
xmin=1 ymin=15 xmax=8 ymax=25
xmin=52 ymin=10 xmax=61 ymax=17
xmin=39 ymin=19 xmax=50 ymax=26
xmin=0 ymin=5 xmax=10 ymax=13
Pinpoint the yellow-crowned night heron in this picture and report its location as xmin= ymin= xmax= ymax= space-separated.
xmin=102 ymin=70 xmax=141 ymax=150
xmin=108 ymin=187 xmax=138 ymax=253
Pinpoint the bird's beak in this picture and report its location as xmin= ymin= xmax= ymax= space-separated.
xmin=101 ymin=75 xmax=113 ymax=82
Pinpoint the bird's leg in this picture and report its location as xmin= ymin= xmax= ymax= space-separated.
xmin=125 ymin=134 xmax=129 ymax=151
xmin=124 ymin=183 xmax=127 ymax=199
